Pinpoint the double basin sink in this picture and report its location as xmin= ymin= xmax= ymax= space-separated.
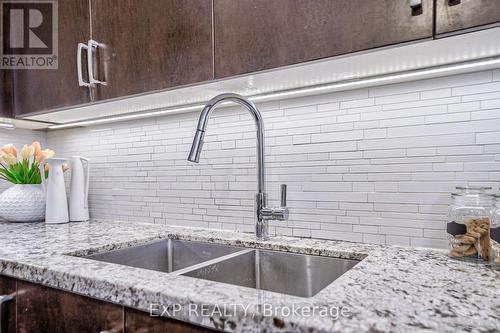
xmin=83 ymin=239 xmax=359 ymax=298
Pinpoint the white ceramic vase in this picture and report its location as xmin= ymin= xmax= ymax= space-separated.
xmin=0 ymin=184 xmax=45 ymax=222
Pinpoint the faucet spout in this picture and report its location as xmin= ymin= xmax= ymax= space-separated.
xmin=188 ymin=93 xmax=265 ymax=193
xmin=187 ymin=93 xmax=288 ymax=240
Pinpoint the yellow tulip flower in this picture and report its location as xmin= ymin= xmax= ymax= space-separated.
xmin=21 ymin=144 xmax=35 ymax=160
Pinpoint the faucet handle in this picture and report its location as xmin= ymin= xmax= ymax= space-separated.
xmin=280 ymin=184 xmax=287 ymax=207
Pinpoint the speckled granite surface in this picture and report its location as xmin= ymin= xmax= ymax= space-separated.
xmin=0 ymin=219 xmax=498 ymax=333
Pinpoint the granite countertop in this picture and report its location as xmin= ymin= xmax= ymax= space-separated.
xmin=0 ymin=220 xmax=498 ymax=333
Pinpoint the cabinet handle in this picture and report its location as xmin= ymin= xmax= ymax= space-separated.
xmin=0 ymin=294 xmax=14 ymax=333
xmin=410 ymin=0 xmax=423 ymax=16
xmin=87 ymin=39 xmax=105 ymax=86
xmin=77 ymin=43 xmax=90 ymax=87
xmin=448 ymin=0 xmax=461 ymax=6
xmin=99 ymin=330 xmax=117 ymax=333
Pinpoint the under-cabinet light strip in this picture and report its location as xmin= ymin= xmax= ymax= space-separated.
xmin=0 ymin=122 xmax=16 ymax=130
xmin=48 ymin=56 xmax=500 ymax=130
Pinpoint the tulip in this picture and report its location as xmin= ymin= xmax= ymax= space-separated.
xmin=2 ymin=144 xmax=17 ymax=158
xmin=32 ymin=142 xmax=42 ymax=157
xmin=36 ymin=149 xmax=55 ymax=164
xmin=21 ymin=144 xmax=35 ymax=160
xmin=42 ymin=149 xmax=55 ymax=159
xmin=1 ymin=152 xmax=17 ymax=165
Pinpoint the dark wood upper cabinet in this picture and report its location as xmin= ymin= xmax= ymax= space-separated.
xmin=436 ymin=0 xmax=500 ymax=35
xmin=125 ymin=308 xmax=218 ymax=333
xmin=90 ymin=0 xmax=213 ymax=102
xmin=12 ymin=0 xmax=91 ymax=117
xmin=0 ymin=275 xmax=16 ymax=333
xmin=214 ymin=0 xmax=434 ymax=78
xmin=16 ymin=280 xmax=124 ymax=333
xmin=0 ymin=71 xmax=13 ymax=118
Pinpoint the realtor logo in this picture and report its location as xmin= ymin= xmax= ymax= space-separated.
xmin=1 ymin=0 xmax=58 ymax=69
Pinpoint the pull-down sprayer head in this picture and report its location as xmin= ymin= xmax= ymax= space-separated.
xmin=187 ymin=129 xmax=205 ymax=163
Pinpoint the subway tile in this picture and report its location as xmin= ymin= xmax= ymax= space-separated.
xmin=38 ymin=69 xmax=500 ymax=250
xmin=493 ymin=69 xmax=500 ymax=81
xmin=481 ymin=98 xmax=500 ymax=110
xmin=340 ymin=98 xmax=375 ymax=109
xmin=363 ymin=149 xmax=406 ymax=158
xmin=476 ymin=132 xmax=500 ymax=144
xmin=385 ymin=235 xmax=411 ymax=246
xmin=317 ymin=102 xmax=340 ymax=112
xmin=388 ymin=119 xmax=500 ymax=138
xmin=379 ymin=226 xmax=423 ymax=237
xmin=452 ymin=81 xmax=500 ymax=96
xmin=363 ymin=128 xmax=387 ymax=139
xmin=375 ymin=92 xmax=420 ymax=105
xmin=410 ymin=238 xmax=447 ymax=249
xmin=311 ymin=130 xmax=363 ymax=143
xmin=420 ymin=88 xmax=451 ymax=100
xmin=425 ymin=112 xmax=470 ymax=124
xmin=359 ymin=133 xmax=475 ymax=150
xmin=470 ymin=109 xmax=500 ymax=120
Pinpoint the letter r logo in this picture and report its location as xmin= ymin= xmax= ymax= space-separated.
xmin=2 ymin=1 xmax=54 ymax=55
xmin=9 ymin=8 xmax=48 ymax=49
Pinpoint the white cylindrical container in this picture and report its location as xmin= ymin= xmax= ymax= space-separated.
xmin=69 ymin=156 xmax=90 ymax=222
xmin=40 ymin=158 xmax=69 ymax=224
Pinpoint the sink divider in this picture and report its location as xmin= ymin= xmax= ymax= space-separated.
xmin=173 ymin=248 xmax=255 ymax=276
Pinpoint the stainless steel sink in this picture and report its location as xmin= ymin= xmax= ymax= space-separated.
xmin=84 ymin=239 xmax=241 ymax=273
xmin=182 ymin=249 xmax=360 ymax=297
xmin=83 ymin=239 xmax=360 ymax=297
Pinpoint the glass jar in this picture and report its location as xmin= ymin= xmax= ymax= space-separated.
xmin=491 ymin=193 xmax=500 ymax=268
xmin=447 ymin=186 xmax=493 ymax=261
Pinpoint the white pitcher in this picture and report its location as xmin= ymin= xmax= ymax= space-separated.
xmin=69 ymin=156 xmax=90 ymax=222
xmin=39 ymin=158 xmax=69 ymax=224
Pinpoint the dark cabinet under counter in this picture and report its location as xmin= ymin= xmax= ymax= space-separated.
xmin=0 ymin=275 xmax=218 ymax=333
xmin=16 ymin=280 xmax=124 ymax=333
xmin=0 ymin=275 xmax=16 ymax=333
xmin=125 ymin=308 xmax=217 ymax=333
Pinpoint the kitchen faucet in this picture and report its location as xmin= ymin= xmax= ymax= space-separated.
xmin=187 ymin=93 xmax=289 ymax=240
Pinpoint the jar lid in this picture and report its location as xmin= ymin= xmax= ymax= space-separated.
xmin=451 ymin=186 xmax=494 ymax=198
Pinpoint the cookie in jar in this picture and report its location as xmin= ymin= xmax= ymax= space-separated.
xmin=447 ymin=187 xmax=494 ymax=262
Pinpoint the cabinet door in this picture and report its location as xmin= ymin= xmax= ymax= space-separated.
xmin=214 ymin=0 xmax=433 ymax=78
xmin=12 ymin=0 xmax=91 ymax=117
xmin=91 ymin=0 xmax=213 ymax=101
xmin=0 ymin=275 xmax=16 ymax=333
xmin=0 ymin=71 xmax=13 ymax=118
xmin=436 ymin=0 xmax=500 ymax=35
xmin=125 ymin=308 xmax=217 ymax=333
xmin=17 ymin=281 xmax=124 ymax=333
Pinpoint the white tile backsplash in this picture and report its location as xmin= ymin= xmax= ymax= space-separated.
xmin=4 ymin=68 xmax=491 ymax=249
